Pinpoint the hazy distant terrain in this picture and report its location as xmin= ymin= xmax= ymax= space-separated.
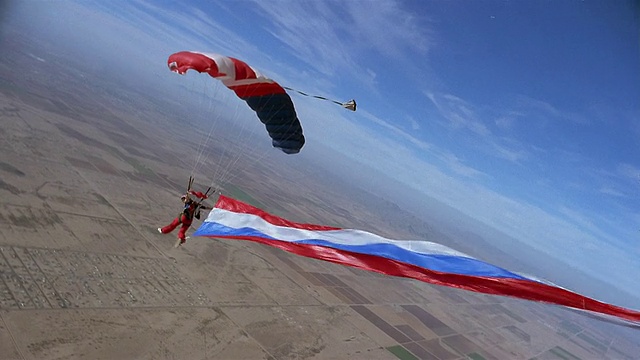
xmin=0 ymin=32 xmax=638 ymax=359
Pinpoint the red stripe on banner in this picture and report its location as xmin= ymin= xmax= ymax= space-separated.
xmin=202 ymin=232 xmax=640 ymax=324
xmin=229 ymin=57 xmax=257 ymax=80
xmin=214 ymin=195 xmax=341 ymax=231
xmin=167 ymin=51 xmax=220 ymax=77
xmin=230 ymin=82 xmax=288 ymax=98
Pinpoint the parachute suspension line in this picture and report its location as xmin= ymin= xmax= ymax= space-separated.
xmin=209 ymin=97 xmax=245 ymax=186
xmin=219 ymin=91 xmax=294 ymax=186
xmin=282 ymin=86 xmax=357 ymax=111
xmin=168 ymin=56 xmax=240 ymax=194
xmin=193 ymin=79 xmax=242 ymax=188
xmin=204 ymin=83 xmax=294 ymax=188
xmin=193 ymin=80 xmax=231 ymax=188
xmin=212 ymin=88 xmax=280 ymax=187
xmin=190 ymin=76 xmax=218 ymax=177
xmin=205 ymin=82 xmax=250 ymax=189
xmin=198 ymin=79 xmax=229 ymax=180
xmin=187 ymin=76 xmax=237 ymax=192
xmin=190 ymin=76 xmax=206 ymax=175
xmin=199 ymin=79 xmax=259 ymax=190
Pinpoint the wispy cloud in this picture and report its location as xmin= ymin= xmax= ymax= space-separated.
xmin=513 ymin=95 xmax=589 ymax=125
xmin=617 ymin=163 xmax=640 ymax=182
xmin=494 ymin=111 xmax=523 ymax=130
xmin=100 ymin=0 xmax=259 ymax=57
xmin=488 ymin=139 xmax=527 ymax=163
xmin=251 ymin=2 xmax=356 ymax=76
xmin=426 ymin=92 xmax=528 ymax=164
xmin=408 ymin=116 xmax=420 ymax=130
xmin=359 ymin=110 xmax=432 ymax=151
xmin=583 ymin=163 xmax=640 ymax=201
xmin=599 ymin=186 xmax=626 ymax=197
xmin=438 ymin=152 xmax=486 ymax=178
xmin=250 ymin=0 xmax=433 ymax=87
xmin=427 ymin=92 xmax=489 ymax=136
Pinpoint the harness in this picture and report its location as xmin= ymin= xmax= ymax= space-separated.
xmin=181 ymin=201 xmax=197 ymax=221
xmin=180 ymin=176 xmax=214 ymax=222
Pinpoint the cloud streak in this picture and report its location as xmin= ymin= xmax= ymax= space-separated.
xmin=250 ymin=0 xmax=433 ymax=90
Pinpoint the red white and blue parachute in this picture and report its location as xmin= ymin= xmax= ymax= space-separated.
xmin=194 ymin=195 xmax=640 ymax=327
xmin=168 ymin=51 xmax=306 ymax=154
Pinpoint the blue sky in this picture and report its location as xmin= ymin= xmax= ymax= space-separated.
xmin=4 ymin=1 xmax=640 ymax=304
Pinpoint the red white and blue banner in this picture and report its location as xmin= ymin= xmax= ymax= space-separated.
xmin=194 ymin=195 xmax=640 ymax=326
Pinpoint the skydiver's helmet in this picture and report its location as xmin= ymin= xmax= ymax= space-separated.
xmin=181 ymin=194 xmax=190 ymax=202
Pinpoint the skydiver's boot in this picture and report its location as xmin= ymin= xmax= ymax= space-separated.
xmin=174 ymin=237 xmax=188 ymax=248
xmin=176 ymin=236 xmax=190 ymax=248
xmin=157 ymin=228 xmax=163 ymax=234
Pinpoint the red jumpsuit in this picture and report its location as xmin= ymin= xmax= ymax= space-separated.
xmin=160 ymin=201 xmax=198 ymax=243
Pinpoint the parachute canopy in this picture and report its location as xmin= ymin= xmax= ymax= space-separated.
xmin=195 ymin=195 xmax=640 ymax=328
xmin=168 ymin=51 xmax=305 ymax=154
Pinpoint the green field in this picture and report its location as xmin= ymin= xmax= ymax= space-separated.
xmin=548 ymin=346 xmax=581 ymax=360
xmin=386 ymin=345 xmax=419 ymax=360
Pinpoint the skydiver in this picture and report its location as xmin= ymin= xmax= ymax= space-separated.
xmin=158 ymin=193 xmax=212 ymax=247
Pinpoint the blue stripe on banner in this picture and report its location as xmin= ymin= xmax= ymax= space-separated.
xmin=194 ymin=222 xmax=278 ymax=240
xmin=194 ymin=222 xmax=529 ymax=280
xmin=294 ymin=239 xmax=528 ymax=280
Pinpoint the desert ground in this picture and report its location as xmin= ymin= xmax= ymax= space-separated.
xmin=1 ymin=49 xmax=639 ymax=360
